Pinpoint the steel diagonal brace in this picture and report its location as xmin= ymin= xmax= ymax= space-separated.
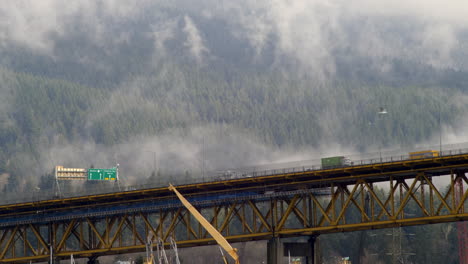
xmin=460 ymin=173 xmax=468 ymax=185
xmin=401 ymin=181 xmax=430 ymax=216
xmin=0 ymin=226 xmax=18 ymax=259
xmin=124 ymin=217 xmax=145 ymax=245
xmin=163 ymin=208 xmax=183 ymax=241
xmin=140 ymin=213 xmax=158 ymax=240
xmin=248 ymin=201 xmax=271 ymax=232
xmin=219 ymin=203 xmax=237 ymax=234
xmin=18 ymin=228 xmax=38 ymax=256
xmin=435 ymin=185 xmax=454 ymax=215
xmin=276 ymin=195 xmax=300 ymax=231
xmin=108 ymin=216 xmax=127 ymax=248
xmin=181 ymin=210 xmax=199 ymax=239
xmin=334 ymin=183 xmax=360 ymax=225
xmin=311 ymin=194 xmax=333 ymax=226
xmin=290 ymin=200 xmax=308 ymax=226
xmin=318 ymin=187 xmax=341 ymax=226
xmin=29 ymin=224 xmax=50 ymax=254
xmin=86 ymin=218 xmax=107 ymax=248
xmin=156 ymin=211 xmax=169 ymax=237
xmin=377 ymin=183 xmax=399 ymax=220
xmin=421 ymin=174 xmax=452 ymax=214
xmin=276 ymin=196 xmax=308 ymax=225
xmin=394 ymin=174 xmax=422 ymax=219
xmin=97 ymin=216 xmax=118 ymax=249
xmin=71 ymin=227 xmax=89 ymax=250
xmin=232 ymin=204 xmax=254 ymax=234
xmin=0 ymin=230 xmax=8 ymax=251
xmin=55 ymin=219 xmax=77 ymax=253
xmin=362 ymin=182 xmax=391 ymax=220
xmin=342 ymin=184 xmax=370 ymax=222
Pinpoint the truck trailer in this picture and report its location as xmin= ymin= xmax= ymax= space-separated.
xmin=321 ymin=156 xmax=352 ymax=169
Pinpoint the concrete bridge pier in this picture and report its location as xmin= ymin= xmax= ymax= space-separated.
xmin=87 ymin=256 xmax=100 ymax=264
xmin=47 ymin=254 xmax=59 ymax=264
xmin=267 ymin=236 xmax=318 ymax=264
xmin=305 ymin=236 xmax=317 ymax=264
xmin=48 ymin=258 xmax=60 ymax=264
xmin=267 ymin=237 xmax=282 ymax=264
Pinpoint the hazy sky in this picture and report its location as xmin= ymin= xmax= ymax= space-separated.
xmin=1 ymin=0 xmax=467 ymax=74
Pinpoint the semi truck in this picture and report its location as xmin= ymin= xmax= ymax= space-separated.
xmin=321 ymin=156 xmax=352 ymax=169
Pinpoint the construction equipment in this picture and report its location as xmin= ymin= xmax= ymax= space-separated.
xmin=145 ymin=234 xmax=155 ymax=264
xmin=341 ymin=257 xmax=351 ymax=264
xmin=168 ymin=184 xmax=240 ymax=264
xmin=144 ymin=255 xmax=154 ymax=264
xmin=169 ymin=236 xmax=181 ymax=264
xmin=156 ymin=237 xmax=169 ymax=264
xmin=219 ymin=246 xmax=229 ymax=264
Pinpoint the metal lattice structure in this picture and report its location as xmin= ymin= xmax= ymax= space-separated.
xmin=456 ymin=177 xmax=468 ymax=264
xmin=1 ymin=153 xmax=468 ymax=263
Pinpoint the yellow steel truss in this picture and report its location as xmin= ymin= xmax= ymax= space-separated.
xmin=1 ymin=161 xmax=468 ymax=262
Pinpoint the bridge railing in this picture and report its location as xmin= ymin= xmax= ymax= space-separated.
xmin=2 ymin=145 xmax=468 ymax=205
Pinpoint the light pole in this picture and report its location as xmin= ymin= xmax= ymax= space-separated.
xmin=378 ymin=107 xmax=388 ymax=162
xmin=438 ymin=103 xmax=442 ymax=154
xmin=385 ymin=227 xmax=416 ymax=264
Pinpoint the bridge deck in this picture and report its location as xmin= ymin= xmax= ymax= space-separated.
xmin=1 ymin=153 xmax=468 ymax=263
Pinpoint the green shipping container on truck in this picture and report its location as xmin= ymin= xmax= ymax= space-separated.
xmin=321 ymin=156 xmax=352 ymax=168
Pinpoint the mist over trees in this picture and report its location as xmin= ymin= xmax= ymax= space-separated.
xmin=0 ymin=1 xmax=467 ymax=263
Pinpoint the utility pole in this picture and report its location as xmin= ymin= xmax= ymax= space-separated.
xmin=385 ymin=227 xmax=415 ymax=264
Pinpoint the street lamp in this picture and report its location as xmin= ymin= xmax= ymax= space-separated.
xmin=438 ymin=103 xmax=442 ymax=154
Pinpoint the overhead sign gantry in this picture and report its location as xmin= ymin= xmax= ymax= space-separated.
xmin=55 ymin=165 xmax=119 ymax=181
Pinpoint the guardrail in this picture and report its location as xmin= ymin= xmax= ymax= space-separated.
xmin=1 ymin=146 xmax=468 ymax=206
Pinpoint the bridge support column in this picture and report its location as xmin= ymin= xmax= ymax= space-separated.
xmin=267 ymin=237 xmax=282 ymax=264
xmin=87 ymin=256 xmax=100 ymax=264
xmin=305 ymin=236 xmax=317 ymax=264
xmin=48 ymin=257 xmax=60 ymax=264
xmin=281 ymin=236 xmax=318 ymax=264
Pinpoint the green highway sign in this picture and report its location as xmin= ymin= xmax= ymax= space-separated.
xmin=88 ymin=168 xmax=117 ymax=181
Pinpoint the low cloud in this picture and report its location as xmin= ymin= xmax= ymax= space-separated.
xmin=183 ymin=16 xmax=210 ymax=64
xmin=1 ymin=0 xmax=467 ymax=74
xmin=39 ymin=125 xmax=342 ymax=186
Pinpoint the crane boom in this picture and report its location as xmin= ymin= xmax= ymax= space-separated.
xmin=168 ymin=184 xmax=240 ymax=264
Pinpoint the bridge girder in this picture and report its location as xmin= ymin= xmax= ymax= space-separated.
xmin=1 ymin=169 xmax=468 ymax=263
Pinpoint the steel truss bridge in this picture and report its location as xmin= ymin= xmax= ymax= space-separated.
xmin=1 ymin=151 xmax=468 ymax=263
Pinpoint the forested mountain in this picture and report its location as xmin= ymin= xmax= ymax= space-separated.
xmin=0 ymin=1 xmax=467 ymax=263
xmin=0 ymin=66 xmax=463 ymax=186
